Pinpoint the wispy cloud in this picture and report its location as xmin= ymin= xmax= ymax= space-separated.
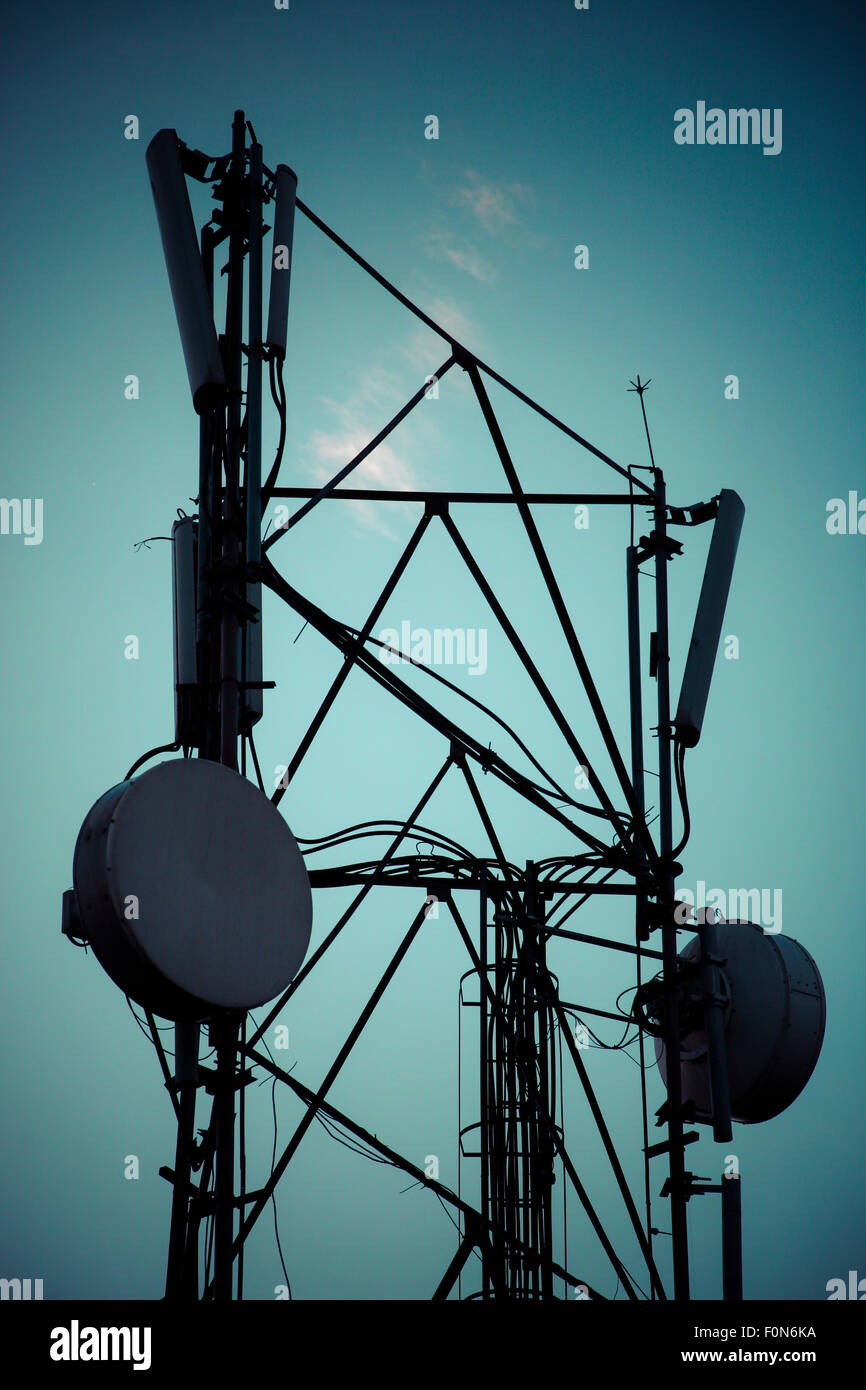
xmin=295 ymin=303 xmax=483 ymax=540
xmin=451 ymin=170 xmax=535 ymax=234
xmin=302 ymin=428 xmax=417 ymax=539
xmin=401 ymin=296 xmax=482 ymax=380
xmin=422 ymin=229 xmax=497 ymax=284
xmin=299 ymin=365 xmax=431 ymax=539
xmin=417 ymin=171 xmax=536 ymax=293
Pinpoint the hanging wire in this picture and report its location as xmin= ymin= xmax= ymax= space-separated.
xmin=262 ymin=353 xmax=287 ymax=503
xmin=351 ymin=628 xmax=619 ymax=825
xmin=246 ymin=727 xmax=266 ymax=793
xmin=558 ymin=1017 xmax=567 ymax=1298
xmin=671 ymin=737 xmax=691 ymax=859
xmin=269 ymin=1076 xmax=292 ymax=1298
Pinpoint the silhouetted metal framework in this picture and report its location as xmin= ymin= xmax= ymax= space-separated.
xmin=141 ymin=111 xmax=735 ymax=1303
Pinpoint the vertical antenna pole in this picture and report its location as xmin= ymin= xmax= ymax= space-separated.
xmin=654 ymin=461 xmax=690 ymax=1299
xmin=699 ymin=911 xmax=733 ymax=1143
xmin=212 ymin=109 xmax=248 ymax=1301
xmin=246 ymin=141 xmax=263 ymax=571
xmin=492 ymin=895 xmax=507 ymax=1295
xmin=198 ymin=226 xmax=218 ymax=760
xmin=722 ymin=1173 xmax=743 ymax=1300
xmin=219 ymin=109 xmax=246 ymax=771
xmin=212 ymin=1013 xmax=238 ymax=1301
xmin=479 ymin=878 xmax=491 ymax=1301
xmin=525 ymin=863 xmax=554 ymax=1300
xmin=627 ymin=536 xmax=656 ymax=1286
xmin=165 ymin=1019 xmax=200 ymax=1299
xmin=627 ymin=544 xmax=647 ymax=835
xmin=629 ymin=375 xmax=690 ymax=1299
xmin=243 ymin=140 xmax=264 ymax=733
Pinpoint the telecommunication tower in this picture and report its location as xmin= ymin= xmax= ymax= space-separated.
xmin=63 ymin=111 xmax=825 ymax=1301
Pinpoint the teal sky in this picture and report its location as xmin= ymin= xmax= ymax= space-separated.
xmin=1 ymin=0 xmax=864 ymax=1301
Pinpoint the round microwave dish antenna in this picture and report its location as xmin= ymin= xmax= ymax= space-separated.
xmin=656 ymin=920 xmax=825 ymax=1125
xmin=72 ymin=758 xmax=312 ymax=1019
